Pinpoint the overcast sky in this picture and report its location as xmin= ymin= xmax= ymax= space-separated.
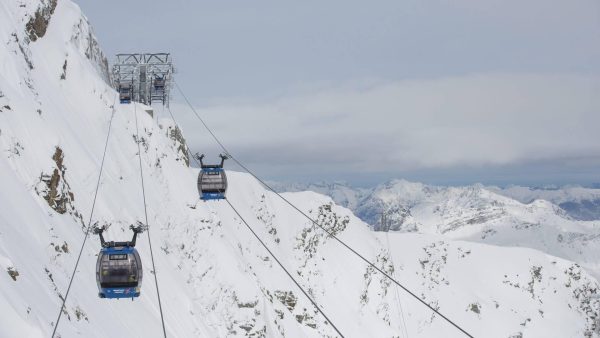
xmin=75 ymin=0 xmax=600 ymax=187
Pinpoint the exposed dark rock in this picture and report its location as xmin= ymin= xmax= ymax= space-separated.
xmin=60 ymin=59 xmax=67 ymax=80
xmin=294 ymin=309 xmax=317 ymax=329
xmin=71 ymin=17 xmax=110 ymax=81
xmin=527 ymin=266 xmax=542 ymax=300
xmin=167 ymin=125 xmax=189 ymax=166
xmin=274 ymin=290 xmax=297 ymax=312
xmin=52 ymin=241 xmax=69 ymax=254
xmin=12 ymin=33 xmax=34 ymax=69
xmin=468 ymin=302 xmax=481 ymax=314
xmin=41 ymin=147 xmax=70 ymax=213
xmin=239 ymin=323 xmax=253 ymax=332
xmin=295 ymin=203 xmax=349 ymax=261
xmin=25 ymin=0 xmax=57 ymax=42
xmin=7 ymin=267 xmax=19 ymax=281
xmin=8 ymin=140 xmax=24 ymax=157
xmin=26 ymin=15 xmax=45 ymax=41
xmin=237 ymin=300 xmax=258 ymax=308
xmin=37 ymin=147 xmax=82 ymax=224
xmin=74 ymin=307 xmax=88 ymax=322
xmin=133 ymin=134 xmax=149 ymax=153
xmin=253 ymin=194 xmax=280 ymax=244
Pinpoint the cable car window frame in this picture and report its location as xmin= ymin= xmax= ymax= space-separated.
xmin=199 ymin=170 xmax=227 ymax=193
xmin=98 ymin=251 xmax=141 ymax=288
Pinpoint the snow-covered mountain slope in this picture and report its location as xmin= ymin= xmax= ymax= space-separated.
xmin=275 ymin=180 xmax=600 ymax=280
xmin=489 ymin=185 xmax=600 ymax=221
xmin=1 ymin=1 xmax=600 ymax=337
xmin=350 ymin=180 xmax=600 ymax=280
xmin=274 ymin=181 xmax=600 ymax=222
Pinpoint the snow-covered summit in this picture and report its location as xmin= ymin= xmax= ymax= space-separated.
xmin=309 ymin=179 xmax=600 ymax=281
xmin=490 ymin=185 xmax=600 ymax=221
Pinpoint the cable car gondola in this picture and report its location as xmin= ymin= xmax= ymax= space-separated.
xmin=152 ymin=75 xmax=165 ymax=90
xmin=150 ymin=75 xmax=166 ymax=104
xmin=196 ymin=153 xmax=228 ymax=200
xmin=118 ymin=82 xmax=133 ymax=104
xmin=93 ymin=224 xmax=145 ymax=299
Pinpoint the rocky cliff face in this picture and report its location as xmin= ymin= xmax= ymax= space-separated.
xmin=25 ymin=0 xmax=58 ymax=42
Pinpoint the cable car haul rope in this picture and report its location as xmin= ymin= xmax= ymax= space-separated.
xmin=173 ymin=80 xmax=475 ymax=338
xmin=52 ymin=79 xmax=474 ymax=338
xmin=52 ymin=95 xmax=118 ymax=338
xmin=133 ymin=103 xmax=168 ymax=338
xmin=51 ymin=98 xmax=168 ymax=338
xmin=225 ymin=198 xmax=345 ymax=337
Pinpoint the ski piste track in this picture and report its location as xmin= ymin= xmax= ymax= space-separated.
xmin=51 ymin=82 xmax=474 ymax=338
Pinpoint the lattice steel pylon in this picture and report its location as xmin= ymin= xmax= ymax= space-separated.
xmin=112 ymin=53 xmax=174 ymax=106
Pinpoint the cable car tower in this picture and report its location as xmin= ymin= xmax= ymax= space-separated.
xmin=112 ymin=53 xmax=174 ymax=106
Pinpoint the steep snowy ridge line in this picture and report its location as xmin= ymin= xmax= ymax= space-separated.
xmin=51 ymin=93 xmax=117 ymax=338
xmin=167 ymin=105 xmax=200 ymax=169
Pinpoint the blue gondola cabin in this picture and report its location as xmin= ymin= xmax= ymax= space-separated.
xmin=96 ymin=246 xmax=142 ymax=299
xmin=196 ymin=154 xmax=228 ymax=200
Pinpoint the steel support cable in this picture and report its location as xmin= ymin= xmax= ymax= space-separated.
xmin=385 ymin=232 xmax=409 ymax=338
xmin=173 ymin=82 xmax=475 ymax=338
xmin=168 ymin=106 xmax=342 ymax=335
xmin=133 ymin=103 xmax=167 ymax=338
xmin=233 ymin=166 xmax=475 ymax=338
xmin=224 ymin=198 xmax=344 ymax=338
xmin=51 ymin=94 xmax=118 ymax=338
xmin=174 ymin=82 xmax=231 ymax=155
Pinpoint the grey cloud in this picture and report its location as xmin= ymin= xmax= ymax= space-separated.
xmin=77 ymin=0 xmax=600 ymax=99
xmin=75 ymin=0 xmax=600 ymax=185
xmin=164 ymin=73 xmax=600 ymax=185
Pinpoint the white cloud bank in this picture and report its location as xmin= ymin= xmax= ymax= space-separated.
xmin=171 ymin=72 xmax=600 ymax=182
